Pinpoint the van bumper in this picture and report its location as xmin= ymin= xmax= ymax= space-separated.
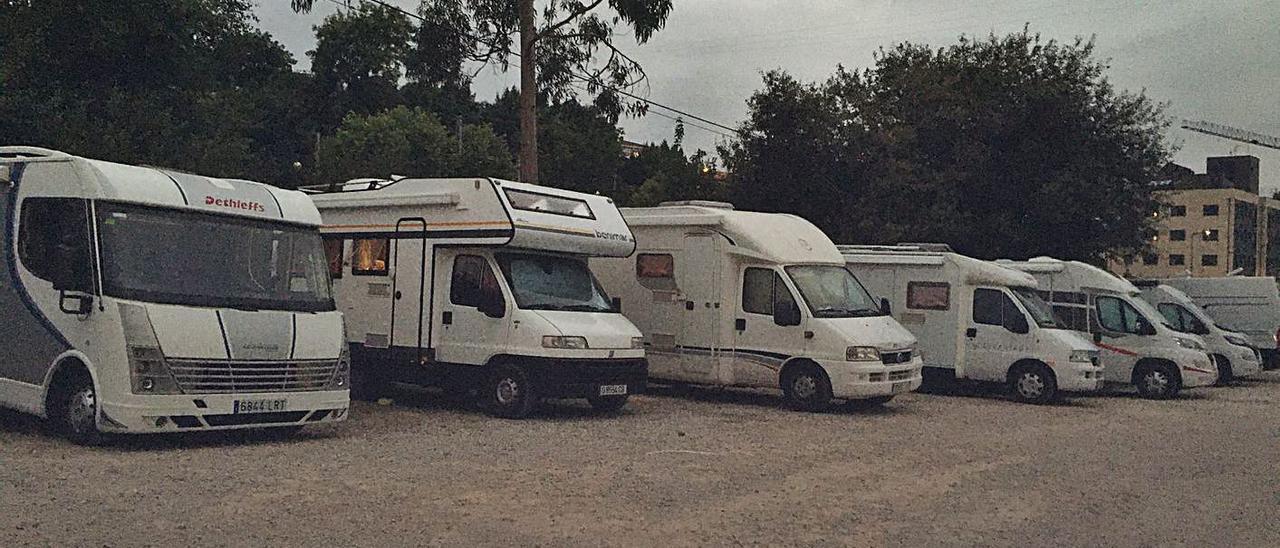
xmin=1180 ymin=354 xmax=1218 ymax=388
xmin=826 ymin=357 xmax=924 ymax=400
xmin=1054 ymin=364 xmax=1107 ymax=393
xmin=520 ymin=357 xmax=649 ymax=399
xmin=97 ymin=390 xmax=350 ymax=433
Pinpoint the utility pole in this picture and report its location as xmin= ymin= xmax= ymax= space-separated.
xmin=518 ymin=0 xmax=539 ymax=183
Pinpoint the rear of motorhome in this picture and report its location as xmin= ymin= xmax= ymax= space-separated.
xmin=1158 ymin=276 xmax=1280 ymax=369
xmin=843 ymin=246 xmax=1102 ymax=403
xmin=310 ymin=177 xmax=646 ymax=418
xmin=0 ymin=148 xmax=349 ymax=444
xmin=1134 ymin=281 xmax=1262 ymax=383
xmin=1000 ymin=258 xmax=1216 ymax=399
xmin=592 ymin=202 xmax=923 ymax=411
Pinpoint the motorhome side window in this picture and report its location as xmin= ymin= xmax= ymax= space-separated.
xmin=323 ymin=238 xmax=344 ymax=279
xmin=504 ymin=188 xmax=595 ymax=219
xmin=18 ymin=197 xmax=92 ymax=292
xmin=451 ymin=255 xmax=502 ymax=308
xmin=742 ymin=267 xmax=795 ymax=315
xmin=1096 ymin=296 xmax=1144 ymax=334
xmin=636 ymin=254 xmax=674 ymax=278
xmin=907 ymin=281 xmax=950 ymax=310
xmin=1158 ymin=303 xmax=1205 ymax=334
xmin=350 ymin=238 xmax=388 ymax=276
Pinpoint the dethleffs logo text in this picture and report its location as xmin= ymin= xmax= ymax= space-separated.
xmin=205 ymin=195 xmax=266 ymax=213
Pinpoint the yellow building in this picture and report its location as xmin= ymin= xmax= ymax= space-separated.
xmin=1113 ymin=155 xmax=1278 ymax=278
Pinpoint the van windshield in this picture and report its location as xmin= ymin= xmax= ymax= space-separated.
xmin=784 ymin=265 xmax=883 ymax=318
xmin=1011 ymin=287 xmax=1060 ymax=328
xmin=495 ymin=253 xmax=614 ymax=313
xmin=95 ymin=202 xmax=334 ymax=312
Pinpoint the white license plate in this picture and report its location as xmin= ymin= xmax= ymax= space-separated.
xmin=891 ymin=381 xmax=912 ymax=394
xmin=233 ymin=399 xmax=288 ymax=414
xmin=598 ymin=384 xmax=627 ymax=396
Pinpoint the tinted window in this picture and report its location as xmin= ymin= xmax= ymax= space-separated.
xmin=908 ymin=281 xmax=950 ymax=310
xmin=1170 ymin=205 xmax=1186 ymax=216
xmin=504 ymin=188 xmax=594 ymax=219
xmin=351 ymin=239 xmax=389 ymax=276
xmin=19 ymin=198 xmax=92 ymax=291
xmin=1170 ymin=230 xmax=1186 ymax=241
xmin=1169 ymin=254 xmax=1185 ymax=266
xmin=743 ymin=268 xmax=775 ymax=315
xmin=1202 ymin=254 xmax=1218 ymax=266
xmin=1157 ymin=303 xmax=1184 ymax=331
xmin=636 ymin=254 xmax=673 ymax=279
xmin=1053 ymin=305 xmax=1089 ymax=332
xmin=1203 ymin=204 xmax=1219 ymax=216
xmin=972 ymin=288 xmax=1005 ymax=325
xmin=1097 ymin=296 xmax=1145 ymax=334
xmin=451 ymin=255 xmax=502 ymax=308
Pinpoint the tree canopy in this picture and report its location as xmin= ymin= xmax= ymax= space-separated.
xmin=724 ymin=30 xmax=1170 ymax=261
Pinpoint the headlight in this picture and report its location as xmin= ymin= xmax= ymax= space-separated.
xmin=1224 ymin=334 xmax=1251 ymax=348
xmin=1175 ymin=337 xmax=1205 ymax=351
xmin=128 ymin=345 xmax=183 ymax=395
xmin=543 ymin=336 xmax=589 ymax=349
xmin=328 ymin=344 xmax=351 ymax=389
xmin=1069 ymin=349 xmax=1098 ymax=363
xmin=846 ymin=346 xmax=881 ymax=362
xmin=631 ymin=336 xmax=645 ymax=349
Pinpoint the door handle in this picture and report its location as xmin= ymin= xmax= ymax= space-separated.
xmin=965 ymin=327 xmax=977 ymax=338
xmin=394 ymin=290 xmax=402 ymax=300
xmin=442 ymin=311 xmax=453 ymax=325
xmin=685 ymin=301 xmax=695 ymax=311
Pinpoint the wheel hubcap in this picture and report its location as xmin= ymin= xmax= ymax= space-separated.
xmin=1143 ymin=370 xmax=1170 ymax=393
xmin=792 ymin=375 xmax=817 ymax=400
xmin=495 ymin=377 xmax=520 ymax=405
xmin=66 ymin=388 xmax=96 ymax=433
xmin=1017 ymin=373 xmax=1045 ymax=398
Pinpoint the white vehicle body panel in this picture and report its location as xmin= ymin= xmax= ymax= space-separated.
xmin=1158 ymin=276 xmax=1280 ymax=356
xmin=1137 ymin=283 xmax=1262 ymax=379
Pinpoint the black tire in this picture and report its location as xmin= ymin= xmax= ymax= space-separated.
xmin=1008 ymin=362 xmax=1059 ymax=404
xmin=1212 ymin=355 xmax=1234 ymax=386
xmin=781 ymin=364 xmax=833 ymax=412
xmin=51 ymin=372 xmax=106 ymax=446
xmin=587 ymin=394 xmax=629 ymax=413
xmin=1134 ymin=362 xmax=1181 ymax=399
xmin=349 ymin=362 xmax=385 ymax=402
xmin=485 ymin=363 xmax=537 ymax=419
xmin=846 ymin=395 xmax=893 ymax=410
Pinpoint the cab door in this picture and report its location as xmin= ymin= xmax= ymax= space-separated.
xmin=1092 ymin=295 xmax=1146 ymax=382
xmin=434 ymin=252 xmax=510 ymax=366
xmin=964 ymin=288 xmax=1030 ymax=381
xmin=732 ymin=266 xmax=806 ymax=388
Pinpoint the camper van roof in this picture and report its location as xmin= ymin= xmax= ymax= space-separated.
xmin=839 ymin=246 xmax=1037 ymax=288
xmin=311 ymin=177 xmax=636 ymax=258
xmin=621 ymin=204 xmax=843 ymax=264
xmin=999 ymin=257 xmax=1139 ymax=295
xmin=0 ymin=146 xmax=321 ymax=225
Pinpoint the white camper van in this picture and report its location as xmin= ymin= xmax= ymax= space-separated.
xmin=1158 ymin=276 xmax=1280 ymax=370
xmin=0 ymin=148 xmax=349 ymax=444
xmin=842 ymin=246 xmax=1102 ymax=403
xmin=1000 ymin=258 xmax=1216 ymax=398
xmin=592 ymin=202 xmax=923 ymax=411
xmin=1134 ymin=281 xmax=1262 ymax=384
xmin=309 ymin=177 xmax=646 ymax=418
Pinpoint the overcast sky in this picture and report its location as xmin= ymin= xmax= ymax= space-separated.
xmin=256 ymin=0 xmax=1280 ymax=192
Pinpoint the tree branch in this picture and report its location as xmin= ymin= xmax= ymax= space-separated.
xmin=535 ymin=0 xmax=606 ymax=42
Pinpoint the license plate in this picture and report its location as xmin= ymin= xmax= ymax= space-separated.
xmin=598 ymin=384 xmax=627 ymax=396
xmin=233 ymin=399 xmax=288 ymax=414
xmin=891 ymin=381 xmax=912 ymax=394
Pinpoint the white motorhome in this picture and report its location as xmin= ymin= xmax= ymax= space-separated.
xmin=0 ymin=148 xmax=349 ymax=444
xmin=1134 ymin=281 xmax=1262 ymax=384
xmin=1000 ymin=258 xmax=1216 ymax=398
xmin=1158 ymin=276 xmax=1280 ymax=370
xmin=842 ymin=246 xmax=1103 ymax=403
xmin=592 ymin=202 xmax=923 ymax=411
xmin=309 ymin=177 xmax=646 ymax=418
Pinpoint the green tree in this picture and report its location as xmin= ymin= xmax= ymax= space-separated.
xmin=309 ymin=3 xmax=414 ymax=128
xmin=317 ymin=106 xmax=515 ymax=183
xmin=725 ymin=30 xmax=1170 ymax=261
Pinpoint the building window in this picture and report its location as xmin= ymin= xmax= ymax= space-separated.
xmin=1169 ymin=254 xmax=1186 ymax=266
xmin=1170 ymin=205 xmax=1186 ymax=217
xmin=1202 ymin=254 xmax=1219 ymax=267
xmin=907 ymin=281 xmax=950 ymax=310
xmin=351 ymin=239 xmax=389 ymax=276
xmin=1203 ymin=229 xmax=1220 ymax=242
xmin=1203 ymin=204 xmax=1219 ymax=216
xmin=1142 ymin=253 xmax=1158 ymax=265
xmin=1169 ymin=229 xmax=1186 ymax=241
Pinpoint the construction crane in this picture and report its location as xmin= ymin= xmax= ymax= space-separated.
xmin=1181 ymin=119 xmax=1280 ymax=151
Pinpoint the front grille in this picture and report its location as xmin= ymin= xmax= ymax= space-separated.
xmin=881 ymin=350 xmax=912 ymax=365
xmin=167 ymin=359 xmax=338 ymax=394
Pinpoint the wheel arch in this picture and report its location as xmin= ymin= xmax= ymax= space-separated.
xmin=1131 ymin=357 xmax=1179 ymax=385
xmin=1007 ymin=358 xmax=1055 ymax=383
xmin=778 ymin=356 xmax=826 ymax=384
xmin=40 ymin=350 xmax=98 ymax=419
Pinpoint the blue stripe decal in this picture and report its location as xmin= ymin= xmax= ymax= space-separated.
xmin=4 ymin=163 xmax=72 ymax=349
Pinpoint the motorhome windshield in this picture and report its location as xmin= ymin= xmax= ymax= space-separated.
xmin=95 ymin=202 xmax=334 ymax=312
xmin=496 ymin=252 xmax=614 ymax=312
xmin=1011 ymin=287 xmax=1060 ymax=328
xmin=784 ymin=265 xmax=883 ymax=318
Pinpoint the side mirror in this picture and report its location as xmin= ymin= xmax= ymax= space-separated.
xmin=477 ymin=291 xmax=505 ymax=319
xmin=1093 ymin=331 xmax=1103 ymax=344
xmin=611 ymin=296 xmax=622 ymax=313
xmin=1136 ymin=319 xmax=1157 ymax=336
xmin=1004 ymin=313 xmax=1030 ymax=334
xmin=59 ymin=291 xmax=93 ymax=315
xmin=880 ymin=297 xmax=892 ymax=316
xmin=774 ymin=301 xmax=802 ymax=327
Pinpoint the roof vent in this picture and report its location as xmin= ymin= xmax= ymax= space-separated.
xmin=658 ymin=200 xmax=734 ymax=209
xmin=896 ymin=242 xmax=954 ymax=252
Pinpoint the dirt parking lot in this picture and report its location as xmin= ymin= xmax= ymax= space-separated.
xmin=3 ymin=374 xmax=1280 ymax=547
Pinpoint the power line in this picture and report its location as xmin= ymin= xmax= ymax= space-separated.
xmin=344 ymin=0 xmax=742 ymax=135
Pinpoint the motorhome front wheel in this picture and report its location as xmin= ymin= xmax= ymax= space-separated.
xmin=487 ymin=364 xmax=537 ymax=419
xmin=782 ymin=365 xmax=833 ymax=412
xmin=1009 ymin=363 xmax=1058 ymax=404
xmin=1134 ymin=363 xmax=1180 ymax=399
xmin=55 ymin=374 xmax=105 ymax=446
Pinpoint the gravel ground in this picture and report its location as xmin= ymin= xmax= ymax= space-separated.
xmin=3 ymin=374 xmax=1280 ymax=547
